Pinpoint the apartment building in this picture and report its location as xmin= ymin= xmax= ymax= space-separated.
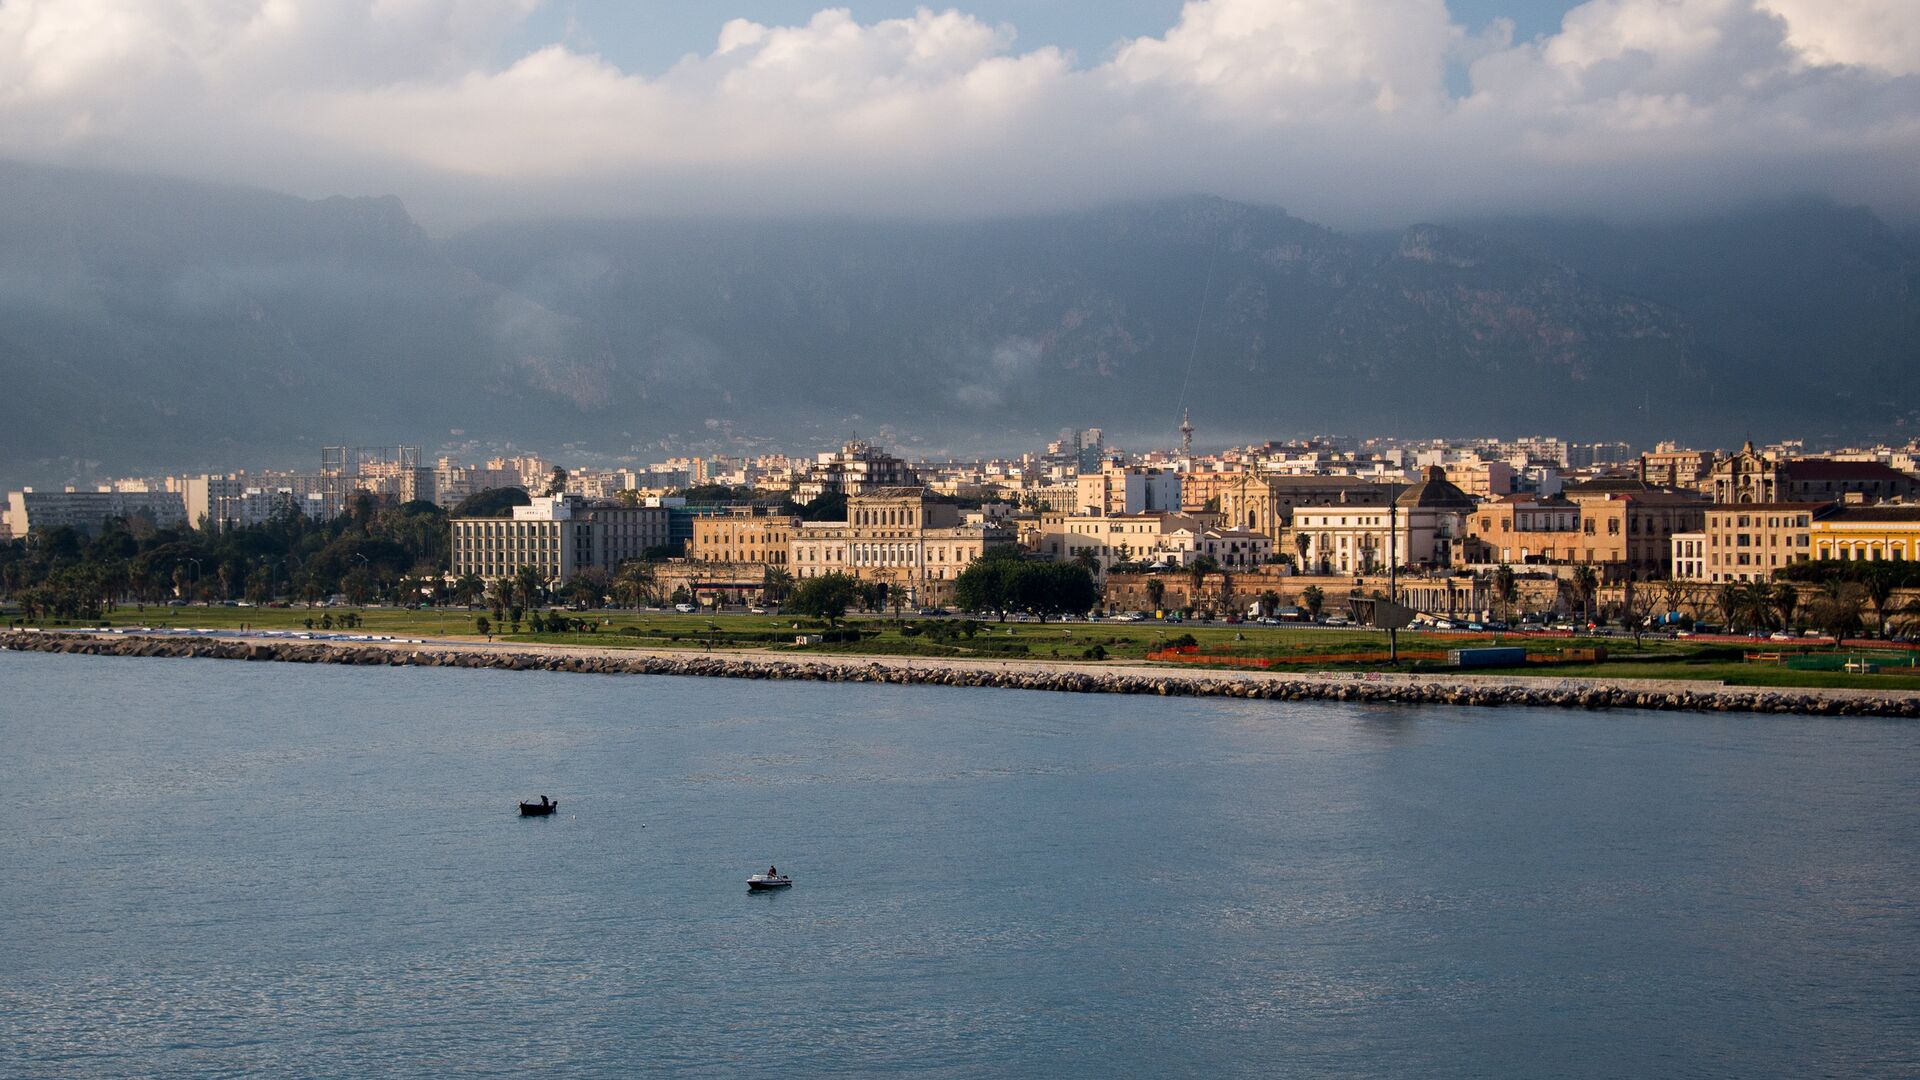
xmin=1693 ymin=503 xmax=1834 ymax=584
xmin=2 ymin=488 xmax=187 ymax=538
xmin=449 ymin=495 xmax=670 ymax=582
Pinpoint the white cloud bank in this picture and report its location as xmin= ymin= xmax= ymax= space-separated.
xmin=0 ymin=0 xmax=1915 ymax=225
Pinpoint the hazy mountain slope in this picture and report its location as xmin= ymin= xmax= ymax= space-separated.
xmin=0 ymin=162 xmax=610 ymax=481
xmin=0 ymin=160 xmax=1913 ymax=487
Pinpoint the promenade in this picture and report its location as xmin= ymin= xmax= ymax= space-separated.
xmin=5 ymin=629 xmax=1916 ymax=718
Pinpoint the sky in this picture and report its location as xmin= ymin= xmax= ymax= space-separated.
xmin=1 ymin=0 xmax=1915 ymax=228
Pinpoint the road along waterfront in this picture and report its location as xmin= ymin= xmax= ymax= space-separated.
xmin=4 ymin=630 xmax=1914 ymax=717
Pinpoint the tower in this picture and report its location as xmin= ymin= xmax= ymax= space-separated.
xmin=1179 ymin=409 xmax=1194 ymax=455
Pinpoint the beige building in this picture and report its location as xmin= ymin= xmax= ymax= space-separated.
xmin=1216 ymin=474 xmax=1387 ymax=542
xmin=789 ymin=488 xmax=1014 ymax=606
xmin=1696 ymin=503 xmax=1833 ymax=584
xmin=3 ymin=488 xmax=187 ymax=537
xmin=1074 ymin=465 xmax=1181 ymax=516
xmin=1711 ymin=444 xmax=1920 ymax=505
xmin=688 ymin=509 xmax=795 ymax=567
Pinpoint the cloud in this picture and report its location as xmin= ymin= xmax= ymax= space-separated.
xmin=0 ymin=0 xmax=1915 ymax=225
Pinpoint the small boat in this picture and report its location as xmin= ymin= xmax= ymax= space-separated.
xmin=747 ymin=872 xmax=792 ymax=891
xmin=519 ymin=797 xmax=558 ymax=816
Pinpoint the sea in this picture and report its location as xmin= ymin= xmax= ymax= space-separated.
xmin=1 ymin=650 xmax=1915 ymax=1078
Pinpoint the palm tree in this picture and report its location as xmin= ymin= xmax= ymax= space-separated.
xmin=1187 ymin=555 xmax=1220 ymax=612
xmin=614 ymin=560 xmax=658 ymax=608
xmin=1145 ymin=576 xmax=1166 ymax=613
xmin=1494 ymin=564 xmax=1517 ymax=623
xmin=1770 ymin=583 xmax=1799 ymax=631
xmin=1259 ymin=589 xmax=1281 ymax=617
xmin=513 ymin=565 xmax=544 ymax=613
xmin=760 ymin=566 xmax=794 ymax=605
xmin=1571 ymin=564 xmax=1599 ymax=624
xmin=1715 ymin=583 xmax=1746 ymax=630
xmin=1293 ymin=531 xmax=1312 ymax=573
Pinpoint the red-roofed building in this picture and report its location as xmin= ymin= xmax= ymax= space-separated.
xmin=1710 ymin=443 xmax=1920 ymax=504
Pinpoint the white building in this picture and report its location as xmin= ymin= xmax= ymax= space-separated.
xmin=1294 ymin=468 xmax=1475 ymax=574
xmin=1671 ymin=532 xmax=1708 ymax=582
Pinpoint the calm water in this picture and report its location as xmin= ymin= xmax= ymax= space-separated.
xmin=1 ymin=652 xmax=1915 ymax=1078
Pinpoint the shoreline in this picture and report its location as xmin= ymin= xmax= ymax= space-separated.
xmin=4 ymin=629 xmax=1916 ymax=717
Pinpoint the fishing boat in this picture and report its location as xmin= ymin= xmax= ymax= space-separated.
xmin=519 ymin=797 xmax=558 ymax=816
xmin=747 ymin=870 xmax=792 ymax=891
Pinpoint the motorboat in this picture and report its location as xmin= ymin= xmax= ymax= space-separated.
xmin=747 ymin=872 xmax=792 ymax=891
xmin=519 ymin=797 xmax=558 ymax=816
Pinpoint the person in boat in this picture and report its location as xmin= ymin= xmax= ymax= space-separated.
xmin=768 ymin=865 xmax=778 ymax=878
xmin=540 ymin=795 xmax=550 ymax=807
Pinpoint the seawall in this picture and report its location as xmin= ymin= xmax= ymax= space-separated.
xmin=4 ymin=630 xmax=1916 ymax=718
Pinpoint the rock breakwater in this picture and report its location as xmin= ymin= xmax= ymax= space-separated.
xmin=3 ymin=631 xmax=1914 ymax=718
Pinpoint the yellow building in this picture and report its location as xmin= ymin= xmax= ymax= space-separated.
xmin=688 ymin=509 xmax=795 ymax=567
xmin=1810 ymin=506 xmax=1920 ymax=563
xmin=789 ymin=487 xmax=1014 ymax=606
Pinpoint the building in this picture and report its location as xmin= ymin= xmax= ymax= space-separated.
xmin=3 ymin=488 xmax=187 ymax=538
xmin=1461 ymin=494 xmax=1583 ymax=566
xmin=449 ymin=495 xmax=670 ymax=583
xmin=1216 ymin=474 xmax=1387 ymax=541
xmin=1443 ymin=460 xmax=1515 ymax=499
xmin=1671 ymin=533 xmax=1708 ymax=582
xmin=688 ymin=509 xmax=796 ymax=567
xmin=1639 ymin=447 xmax=1717 ymax=490
xmin=1694 ymin=502 xmax=1835 ymax=584
xmin=1035 ymin=512 xmax=1210 ymax=575
xmin=1809 ymin=505 xmax=1920 ymax=563
xmin=1074 ymin=465 xmax=1181 ymax=516
xmin=1710 ymin=443 xmax=1920 ymax=505
xmin=1562 ymin=488 xmax=1708 ymax=580
xmin=1294 ymin=468 xmax=1473 ymax=573
xmin=793 ymin=440 xmax=918 ymax=501
xmin=788 ymin=488 xmax=1014 ymax=606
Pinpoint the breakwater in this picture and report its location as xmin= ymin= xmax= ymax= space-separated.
xmin=3 ymin=631 xmax=1914 ymax=717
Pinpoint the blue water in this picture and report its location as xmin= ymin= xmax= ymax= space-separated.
xmin=1 ymin=652 xmax=1915 ymax=1078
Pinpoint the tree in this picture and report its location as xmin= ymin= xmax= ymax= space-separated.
xmin=761 ymin=566 xmax=795 ymax=604
xmin=475 ymin=614 xmax=491 ymax=637
xmin=1770 ymin=582 xmax=1799 ymax=631
xmin=1571 ymin=564 xmax=1600 ymax=624
xmin=450 ymin=487 xmax=531 ymax=518
xmin=545 ymin=466 xmax=569 ymax=497
xmin=954 ymin=548 xmax=1024 ymax=619
xmin=1294 ymin=531 xmax=1312 ymax=572
xmin=512 ymin=564 xmax=544 ymax=612
xmin=613 ymin=560 xmax=659 ymax=608
xmin=1187 ymin=555 xmax=1220 ymax=611
xmin=1494 ymin=564 xmax=1517 ymax=623
xmin=1716 ymin=583 xmax=1744 ymax=630
xmin=1145 ymin=576 xmax=1166 ymax=613
xmin=789 ymin=573 xmax=860 ymax=625
xmin=1301 ymin=585 xmax=1325 ymax=620
xmin=1010 ymin=562 xmax=1098 ymax=622
xmin=1259 ymin=589 xmax=1281 ymax=617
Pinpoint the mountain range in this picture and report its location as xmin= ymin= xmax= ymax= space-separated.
xmin=1 ymin=159 xmax=1915 ymax=488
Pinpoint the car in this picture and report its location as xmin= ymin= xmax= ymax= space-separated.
xmin=674 ymin=603 xmax=697 ymax=613
xmin=1769 ymin=631 xmax=1796 ymax=641
xmin=748 ymin=606 xmax=768 ymax=614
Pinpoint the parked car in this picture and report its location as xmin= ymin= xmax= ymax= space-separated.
xmin=674 ymin=603 xmax=696 ymax=613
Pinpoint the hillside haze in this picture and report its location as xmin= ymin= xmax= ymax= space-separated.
xmin=2 ymin=161 xmax=1915 ymax=486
